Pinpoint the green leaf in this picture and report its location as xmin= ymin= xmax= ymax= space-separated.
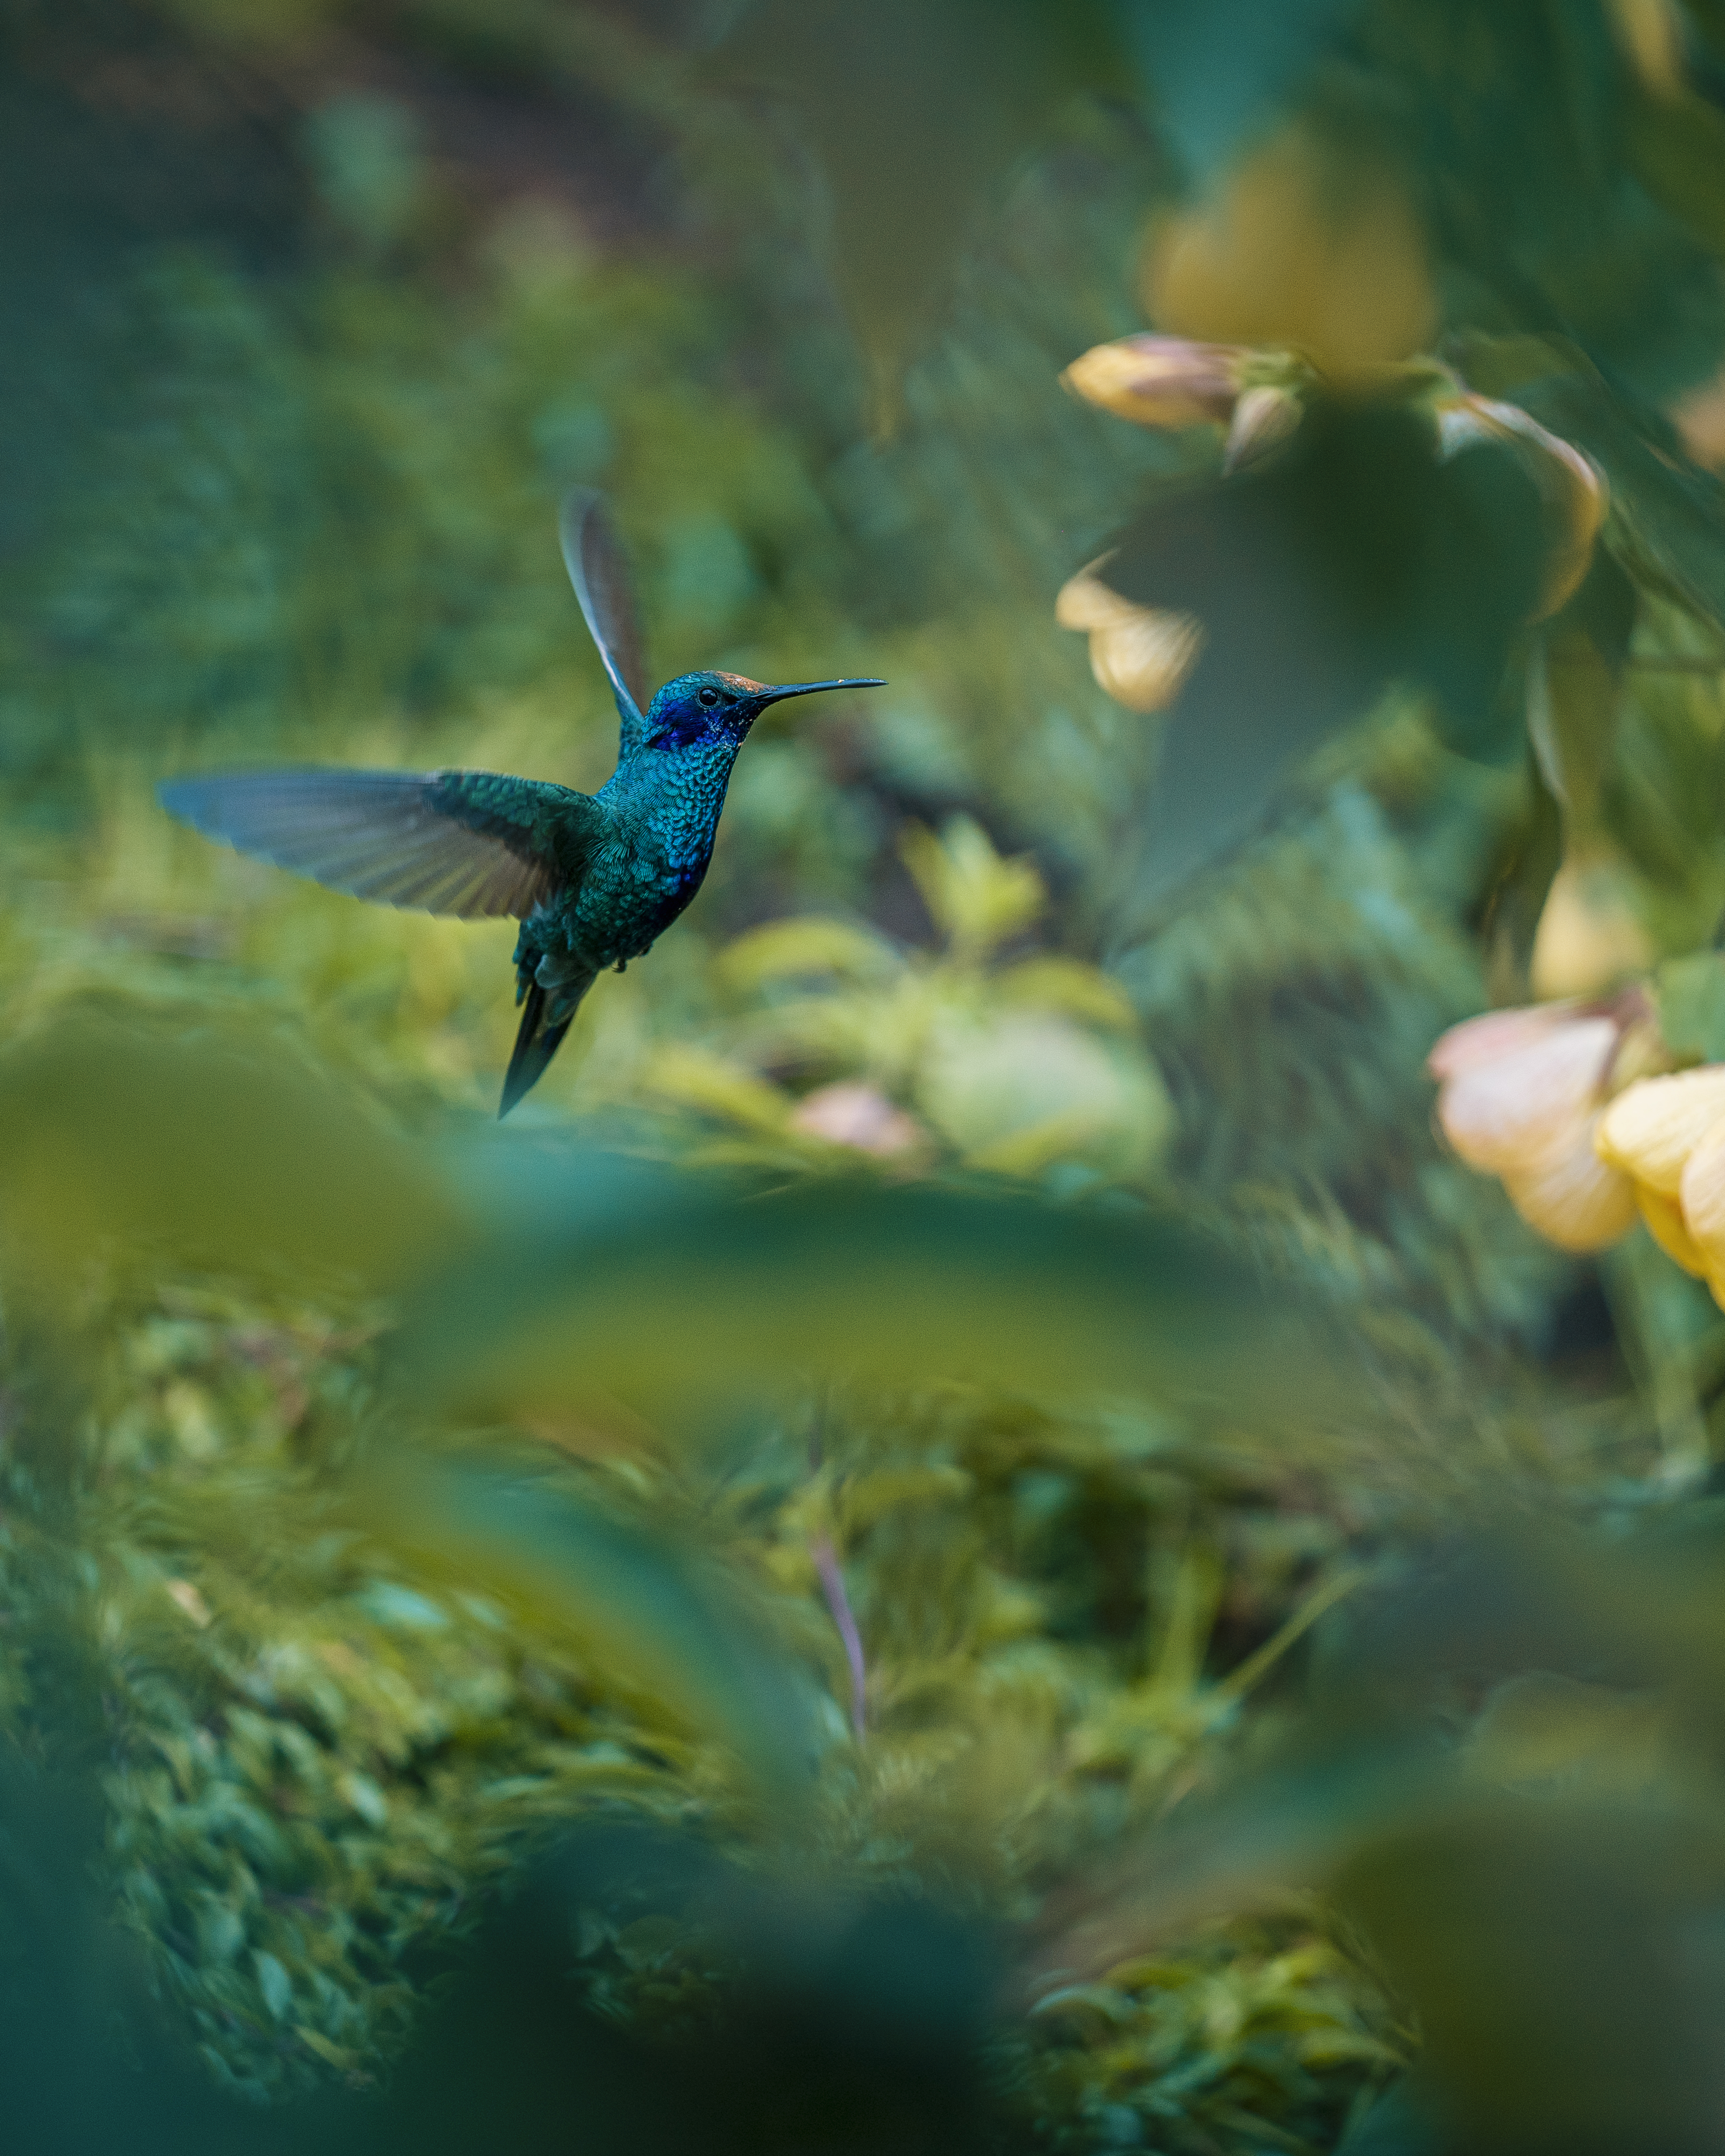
xmin=713 ymin=0 xmax=1130 ymax=399
xmin=350 ymin=1454 xmax=817 ymax=1793
xmin=0 ymin=1003 xmax=461 ymax=1294
xmin=1656 ymin=951 xmax=1725 ymax=1062
xmin=393 ymin=1141 xmax=1339 ymax=1421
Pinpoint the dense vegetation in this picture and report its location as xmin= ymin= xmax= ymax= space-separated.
xmin=10 ymin=3 xmax=1725 ymax=2150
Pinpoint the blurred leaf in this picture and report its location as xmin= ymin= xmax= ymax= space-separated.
xmin=713 ymin=0 xmax=1129 ymax=400
xmin=990 ymin=956 xmax=1138 ymax=1031
xmin=1623 ymin=77 xmax=1725 ymax=258
xmin=900 ymin=816 xmax=1045 ymax=960
xmin=1336 ymin=1802 xmax=1725 ymax=2156
xmin=1100 ymin=397 xmax=1544 ymax=903
xmin=1459 ymin=341 xmax=1725 ymax=633
xmin=392 ymin=1142 xmax=1339 ymax=1421
xmin=351 ymin=1455 xmax=816 ymax=1792
xmin=1121 ymin=0 xmax=1366 ymax=181
xmin=0 ymin=1005 xmax=461 ymax=1293
xmin=716 ymin=917 xmax=900 ymax=992
xmin=1524 ymin=548 xmax=1637 ymax=827
xmin=643 ymin=1044 xmax=794 ymax=1135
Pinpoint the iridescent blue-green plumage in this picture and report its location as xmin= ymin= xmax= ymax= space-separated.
xmin=159 ymin=492 xmax=884 ymax=1115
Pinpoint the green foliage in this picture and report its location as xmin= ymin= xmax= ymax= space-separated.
xmin=12 ymin=1 xmax=1725 ymax=2150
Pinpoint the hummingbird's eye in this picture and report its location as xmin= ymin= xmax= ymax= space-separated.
xmin=699 ymin=687 xmax=719 ymax=708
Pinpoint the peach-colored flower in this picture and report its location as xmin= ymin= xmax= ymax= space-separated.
xmin=790 ymin=1081 xmax=923 ymax=1159
xmin=1428 ymin=1004 xmax=1636 ymax=1253
xmin=1430 ymin=1013 xmax=1617 ymax=1175
xmin=1499 ymin=1115 xmax=1637 ymax=1253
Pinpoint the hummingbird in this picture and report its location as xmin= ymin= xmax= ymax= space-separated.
xmin=160 ymin=492 xmax=884 ymax=1116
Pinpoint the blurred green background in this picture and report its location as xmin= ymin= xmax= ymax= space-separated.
xmin=12 ymin=2 xmax=1725 ymax=2151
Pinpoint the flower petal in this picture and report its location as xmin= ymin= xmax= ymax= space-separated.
xmin=1501 ymin=1112 xmax=1637 ymax=1252
xmin=1595 ymin=1068 xmax=1725 ymax=1194
xmin=1436 ymin=1018 xmax=1617 ymax=1172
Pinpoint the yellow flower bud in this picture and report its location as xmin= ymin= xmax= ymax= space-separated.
xmin=1529 ymin=854 xmax=1653 ymax=1003
xmin=1501 ymin=1112 xmax=1638 ymax=1253
xmin=1141 ymin=127 xmax=1436 ymax=376
xmin=1636 ymin=1185 xmax=1708 ymax=1277
xmin=1059 ymin=335 xmax=1241 ymax=429
xmin=1055 ymin=564 xmax=1204 ymax=715
xmin=1595 ymin=1068 xmax=1725 ymax=1194
xmin=1223 ymin=383 xmax=1301 ymax=472
xmin=1054 ymin=564 xmax=1142 ymax=633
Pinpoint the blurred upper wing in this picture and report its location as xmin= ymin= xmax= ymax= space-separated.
xmin=159 ymin=768 xmax=595 ymax=919
xmin=560 ymin=488 xmax=649 ymax=755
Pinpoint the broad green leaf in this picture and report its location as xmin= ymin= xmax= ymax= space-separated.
xmin=0 ymin=1004 xmax=459 ymax=1293
xmin=394 ymin=1142 xmax=1337 ymax=1421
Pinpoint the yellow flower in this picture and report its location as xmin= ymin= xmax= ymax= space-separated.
xmin=1595 ymin=1067 xmax=1725 ymax=1288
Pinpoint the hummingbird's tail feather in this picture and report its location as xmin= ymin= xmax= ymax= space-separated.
xmin=499 ymin=968 xmax=595 ymax=1118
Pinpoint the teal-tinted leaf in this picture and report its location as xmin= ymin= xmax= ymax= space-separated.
xmin=254 ymin=1950 xmax=293 ymax=2022
xmin=1123 ymin=0 xmax=1364 ymax=179
xmin=1657 ymin=951 xmax=1725 ymax=1062
xmin=1099 ymin=396 xmax=1542 ymax=903
xmin=713 ymin=0 xmax=1130 ymax=396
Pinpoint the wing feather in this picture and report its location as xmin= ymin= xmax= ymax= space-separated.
xmin=158 ymin=768 xmax=596 ymax=920
xmin=560 ymin=489 xmax=649 ymax=757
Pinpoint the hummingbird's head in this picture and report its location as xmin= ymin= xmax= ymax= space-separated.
xmin=644 ymin=669 xmax=885 ymax=750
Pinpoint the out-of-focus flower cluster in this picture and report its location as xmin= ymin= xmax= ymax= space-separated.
xmin=1054 ymin=332 xmax=1606 ymax=714
xmin=1429 ymin=997 xmax=1725 ymax=1301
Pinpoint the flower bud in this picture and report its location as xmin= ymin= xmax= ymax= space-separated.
xmin=1501 ymin=1111 xmax=1638 ymax=1252
xmin=1529 ymin=855 xmax=1652 ymax=1002
xmin=1594 ymin=1068 xmax=1725 ymax=1194
xmin=1223 ymin=383 xmax=1301 ymax=472
xmin=1054 ymin=564 xmax=1142 ymax=633
xmin=1055 ymin=564 xmax=1204 ymax=714
xmin=1141 ymin=127 xmax=1436 ymax=374
xmin=1059 ymin=335 xmax=1241 ymax=429
xmin=1436 ymin=395 xmax=1605 ymax=621
xmin=1433 ymin=1014 xmax=1617 ymax=1173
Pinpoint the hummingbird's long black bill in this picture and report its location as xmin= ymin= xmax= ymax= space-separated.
xmin=756 ymin=677 xmax=887 ymax=707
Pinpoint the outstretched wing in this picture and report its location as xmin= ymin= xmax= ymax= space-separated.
xmin=159 ymin=768 xmax=601 ymax=920
xmin=560 ymin=488 xmax=649 ymax=757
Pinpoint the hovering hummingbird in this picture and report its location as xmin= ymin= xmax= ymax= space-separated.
xmin=160 ymin=493 xmax=884 ymax=1116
